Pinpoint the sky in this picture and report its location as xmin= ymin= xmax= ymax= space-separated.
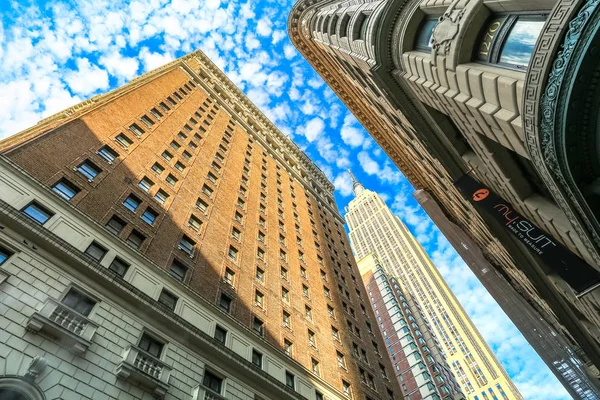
xmin=0 ymin=0 xmax=570 ymax=399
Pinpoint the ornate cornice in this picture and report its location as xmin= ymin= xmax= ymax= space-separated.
xmin=523 ymin=0 xmax=600 ymax=265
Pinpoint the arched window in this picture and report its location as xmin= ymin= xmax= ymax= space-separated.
xmin=322 ymin=15 xmax=331 ymax=34
xmin=0 ymin=378 xmax=45 ymax=400
xmin=414 ymin=16 xmax=439 ymax=51
xmin=339 ymin=14 xmax=350 ymax=38
xmin=330 ymin=14 xmax=340 ymax=36
xmin=475 ymin=13 xmax=548 ymax=70
xmin=353 ymin=13 xmax=371 ymax=41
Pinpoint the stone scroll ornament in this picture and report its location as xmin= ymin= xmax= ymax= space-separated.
xmin=431 ymin=0 xmax=466 ymax=64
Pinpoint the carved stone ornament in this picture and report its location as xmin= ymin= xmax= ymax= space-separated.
xmin=431 ymin=0 xmax=466 ymax=63
xmin=24 ymin=356 xmax=47 ymax=381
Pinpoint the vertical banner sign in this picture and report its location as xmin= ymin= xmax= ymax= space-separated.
xmin=455 ymin=174 xmax=600 ymax=294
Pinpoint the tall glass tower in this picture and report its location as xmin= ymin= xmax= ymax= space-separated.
xmin=345 ymin=172 xmax=522 ymax=400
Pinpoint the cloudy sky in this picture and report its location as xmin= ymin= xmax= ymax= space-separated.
xmin=0 ymin=0 xmax=569 ymax=398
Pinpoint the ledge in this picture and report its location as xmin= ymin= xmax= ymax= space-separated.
xmin=115 ymin=345 xmax=172 ymax=398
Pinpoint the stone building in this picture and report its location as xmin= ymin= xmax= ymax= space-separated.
xmin=0 ymin=50 xmax=401 ymax=400
xmin=345 ymin=176 xmax=520 ymax=400
xmin=358 ymin=253 xmax=464 ymax=400
xmin=288 ymin=0 xmax=600 ymax=392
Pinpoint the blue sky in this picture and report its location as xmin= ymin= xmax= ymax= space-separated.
xmin=0 ymin=0 xmax=569 ymax=399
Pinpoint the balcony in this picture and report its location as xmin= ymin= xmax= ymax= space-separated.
xmin=115 ymin=345 xmax=172 ymax=398
xmin=192 ymin=385 xmax=226 ymax=400
xmin=26 ymin=298 xmax=99 ymax=354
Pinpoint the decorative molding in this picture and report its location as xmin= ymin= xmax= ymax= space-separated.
xmin=431 ymin=0 xmax=466 ymax=63
xmin=24 ymin=356 xmax=48 ymax=381
xmin=524 ymin=0 xmax=600 ymax=265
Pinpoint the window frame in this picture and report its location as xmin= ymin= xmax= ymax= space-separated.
xmin=22 ymin=202 xmax=54 ymax=225
xmin=52 ymin=179 xmax=81 ymax=201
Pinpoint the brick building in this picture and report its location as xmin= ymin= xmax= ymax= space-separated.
xmin=288 ymin=0 xmax=600 ymax=394
xmin=0 ymin=50 xmax=401 ymax=400
xmin=358 ymin=254 xmax=464 ymax=400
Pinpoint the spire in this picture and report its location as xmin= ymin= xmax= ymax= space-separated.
xmin=348 ymin=169 xmax=365 ymax=196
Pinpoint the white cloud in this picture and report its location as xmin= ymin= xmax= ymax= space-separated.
xmin=284 ymin=44 xmax=296 ymax=59
xmin=139 ymin=47 xmax=173 ymax=72
xmin=99 ymin=50 xmax=140 ymax=80
xmin=340 ymin=114 xmax=365 ymax=148
xmin=256 ymin=16 xmax=272 ymax=37
xmin=333 ymin=172 xmax=353 ymax=197
xmin=64 ymin=58 xmax=109 ymax=96
xmin=357 ymin=151 xmax=404 ymax=184
xmin=296 ymin=117 xmax=325 ymax=142
xmin=272 ymin=30 xmax=285 ymax=44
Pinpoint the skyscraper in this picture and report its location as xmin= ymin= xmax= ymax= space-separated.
xmin=358 ymin=253 xmax=464 ymax=400
xmin=0 ymin=50 xmax=400 ymax=400
xmin=345 ymin=173 xmax=521 ymax=400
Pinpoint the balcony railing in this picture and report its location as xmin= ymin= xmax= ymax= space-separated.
xmin=192 ymin=385 xmax=226 ymax=400
xmin=115 ymin=345 xmax=172 ymax=398
xmin=26 ymin=298 xmax=99 ymax=354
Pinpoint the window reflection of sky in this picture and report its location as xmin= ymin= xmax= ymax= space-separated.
xmin=416 ymin=20 xmax=438 ymax=49
xmin=500 ymin=20 xmax=544 ymax=67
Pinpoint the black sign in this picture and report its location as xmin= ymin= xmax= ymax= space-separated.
xmin=455 ymin=174 xmax=600 ymax=294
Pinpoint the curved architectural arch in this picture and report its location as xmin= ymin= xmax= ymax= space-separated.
xmin=0 ymin=378 xmax=46 ymax=400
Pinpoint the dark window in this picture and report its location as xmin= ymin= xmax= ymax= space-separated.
xmin=106 ymin=215 xmax=126 ymax=235
xmin=354 ymin=13 xmax=370 ymax=41
xmin=219 ymin=293 xmax=232 ymax=313
xmin=84 ymin=241 xmax=107 ymax=262
xmin=98 ymin=145 xmax=119 ymax=163
xmin=123 ymin=194 xmax=141 ymax=212
xmin=179 ymin=235 xmax=196 ymax=255
xmin=316 ymin=391 xmax=324 ymax=400
xmin=252 ymin=349 xmax=263 ymax=368
xmin=170 ymin=259 xmax=187 ymax=282
xmin=203 ymin=370 xmax=223 ymax=394
xmin=158 ymin=289 xmax=178 ymax=310
xmin=22 ymin=202 xmax=54 ymax=224
xmin=253 ymin=317 xmax=264 ymax=336
xmin=77 ymin=160 xmax=101 ymax=181
xmin=285 ymin=371 xmax=295 ymax=390
xmin=141 ymin=207 xmax=158 ymax=225
xmin=0 ymin=246 xmax=13 ymax=265
xmin=476 ymin=14 xmax=547 ymax=70
xmin=109 ymin=257 xmax=130 ymax=277
xmin=339 ymin=14 xmax=350 ymax=38
xmin=126 ymin=230 xmax=145 ymax=249
xmin=62 ymin=288 xmax=96 ymax=316
xmin=414 ymin=18 xmax=438 ymax=51
xmin=129 ymin=123 xmax=145 ymax=137
xmin=52 ymin=179 xmax=80 ymax=200
xmin=214 ymin=325 xmax=227 ymax=344
xmin=138 ymin=333 xmax=163 ymax=358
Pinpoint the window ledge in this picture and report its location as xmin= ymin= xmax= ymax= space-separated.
xmin=0 ymin=269 xmax=9 ymax=285
xmin=115 ymin=345 xmax=172 ymax=398
xmin=26 ymin=298 xmax=99 ymax=354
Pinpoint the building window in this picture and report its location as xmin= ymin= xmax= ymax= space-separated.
xmin=283 ymin=311 xmax=291 ymax=328
xmin=151 ymin=162 xmax=165 ymax=175
xmin=22 ymin=202 xmax=54 ymax=225
xmin=476 ymin=14 xmax=547 ymax=70
xmin=0 ymin=246 xmax=13 ymax=265
xmin=332 ymin=326 xmax=340 ymax=341
xmin=305 ymin=305 xmax=312 ymax=321
xmin=196 ymin=198 xmax=209 ymax=213
xmin=316 ymin=391 xmax=324 ymax=400
xmin=77 ymin=160 xmax=101 ymax=181
xmin=158 ymin=289 xmax=178 ymax=310
xmin=123 ymin=194 xmax=141 ymax=212
xmin=203 ymin=370 xmax=223 ymax=394
xmin=141 ymin=207 xmax=158 ymax=225
xmin=285 ymin=371 xmax=295 ymax=390
xmin=174 ymin=161 xmax=186 ymax=172
xmin=169 ymin=259 xmax=187 ymax=282
xmin=337 ymin=351 xmax=346 ymax=368
xmin=98 ymin=145 xmax=119 ymax=163
xmin=52 ymin=179 xmax=81 ymax=201
xmin=129 ymin=123 xmax=145 ymax=137
xmin=165 ymin=174 xmax=178 ymax=187
xmin=138 ymin=333 xmax=163 ymax=358
xmin=126 ymin=230 xmax=145 ymax=249
xmin=353 ymin=13 xmax=370 ymax=41
xmin=162 ymin=151 xmax=173 ymax=162
xmin=154 ymin=189 xmax=169 ymax=204
xmin=62 ymin=288 xmax=96 ymax=317
xmin=252 ymin=349 xmax=263 ymax=368
xmin=342 ymin=381 xmax=351 ymax=397
xmin=282 ymin=287 xmax=289 ymax=303
xmin=311 ymin=358 xmax=320 ymax=375
xmin=115 ymin=133 xmax=133 ymax=149
xmin=223 ymin=268 xmax=235 ymax=286
xmin=253 ymin=317 xmax=264 ymax=335
xmin=256 ymin=267 xmax=264 ymax=282
xmin=219 ymin=293 xmax=232 ymax=313
xmin=84 ymin=241 xmax=107 ymax=262
xmin=281 ymin=266 xmax=288 ymax=281
xmin=214 ymin=325 xmax=227 ymax=344
xmin=109 ymin=257 xmax=129 ymax=277
xmin=254 ymin=290 xmax=264 ymax=308
xmin=138 ymin=177 xmax=154 ymax=192
xmin=179 ymin=235 xmax=196 ymax=256
xmin=414 ymin=17 xmax=438 ymax=51
xmin=339 ymin=14 xmax=350 ymax=37
xmin=284 ymin=339 xmax=293 ymax=356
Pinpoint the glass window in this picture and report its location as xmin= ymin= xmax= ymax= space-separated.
xmin=109 ymin=257 xmax=129 ymax=277
xmin=62 ymin=288 xmax=96 ymax=316
xmin=151 ymin=163 xmax=164 ymax=175
xmin=141 ymin=207 xmax=158 ymax=225
xmin=138 ymin=177 xmax=154 ymax=192
xmin=158 ymin=289 xmax=178 ymax=310
xmin=127 ymin=230 xmax=145 ymax=249
xmin=77 ymin=160 xmax=101 ymax=181
xmin=170 ymin=259 xmax=187 ymax=282
xmin=203 ymin=370 xmax=223 ymax=394
xmin=22 ymin=202 xmax=54 ymax=224
xmin=0 ymin=246 xmax=13 ymax=265
xmin=123 ymin=194 xmax=141 ymax=212
xmin=154 ymin=189 xmax=169 ymax=204
xmin=52 ymin=179 xmax=80 ymax=200
xmin=252 ymin=349 xmax=263 ymax=368
xmin=414 ymin=18 xmax=438 ymax=51
xmin=179 ymin=235 xmax=195 ymax=255
xmin=139 ymin=333 xmax=163 ymax=358
xmin=115 ymin=134 xmax=133 ymax=149
xmin=84 ymin=241 xmax=107 ymax=262
xmin=499 ymin=18 xmax=545 ymax=68
xmin=219 ymin=294 xmax=232 ymax=312
xmin=214 ymin=325 xmax=227 ymax=344
xmin=253 ymin=317 xmax=264 ymax=335
xmin=285 ymin=371 xmax=295 ymax=389
xmin=98 ymin=145 xmax=119 ymax=163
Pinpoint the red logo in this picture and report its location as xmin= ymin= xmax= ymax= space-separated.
xmin=473 ymin=189 xmax=489 ymax=202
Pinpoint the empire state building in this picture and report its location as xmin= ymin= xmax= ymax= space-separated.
xmin=345 ymin=172 xmax=522 ymax=400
